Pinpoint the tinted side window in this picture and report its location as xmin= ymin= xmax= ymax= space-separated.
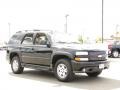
xmin=22 ymin=33 xmax=33 ymax=45
xmin=8 ymin=34 xmax=24 ymax=44
xmin=115 ymin=41 xmax=120 ymax=45
xmin=34 ymin=33 xmax=47 ymax=45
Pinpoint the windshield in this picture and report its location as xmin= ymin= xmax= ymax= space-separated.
xmin=51 ymin=33 xmax=80 ymax=44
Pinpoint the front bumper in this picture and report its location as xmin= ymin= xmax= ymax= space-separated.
xmin=71 ymin=60 xmax=109 ymax=73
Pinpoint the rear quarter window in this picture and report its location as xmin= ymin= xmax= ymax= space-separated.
xmin=8 ymin=33 xmax=24 ymax=44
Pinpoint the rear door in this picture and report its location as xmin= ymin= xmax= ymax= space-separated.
xmin=21 ymin=33 xmax=35 ymax=64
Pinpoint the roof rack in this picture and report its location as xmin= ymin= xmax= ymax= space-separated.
xmin=16 ymin=29 xmax=54 ymax=34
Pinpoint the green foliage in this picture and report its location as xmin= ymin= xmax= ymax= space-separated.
xmin=78 ymin=35 xmax=83 ymax=44
xmin=96 ymin=37 xmax=102 ymax=43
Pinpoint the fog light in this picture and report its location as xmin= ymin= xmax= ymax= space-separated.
xmin=74 ymin=57 xmax=80 ymax=61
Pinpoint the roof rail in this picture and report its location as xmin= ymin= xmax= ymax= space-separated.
xmin=16 ymin=29 xmax=53 ymax=33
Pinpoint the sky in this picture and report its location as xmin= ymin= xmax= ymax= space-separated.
xmin=0 ymin=0 xmax=120 ymax=42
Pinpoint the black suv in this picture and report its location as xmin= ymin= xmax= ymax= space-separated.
xmin=6 ymin=30 xmax=109 ymax=82
xmin=108 ymin=41 xmax=120 ymax=58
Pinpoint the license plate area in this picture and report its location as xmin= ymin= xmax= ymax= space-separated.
xmin=99 ymin=64 xmax=104 ymax=69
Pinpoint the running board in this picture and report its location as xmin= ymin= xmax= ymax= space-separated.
xmin=21 ymin=63 xmax=51 ymax=71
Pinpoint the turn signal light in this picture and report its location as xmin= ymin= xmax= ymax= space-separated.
xmin=74 ymin=57 xmax=80 ymax=61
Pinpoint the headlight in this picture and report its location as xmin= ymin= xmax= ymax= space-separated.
xmin=76 ymin=51 xmax=88 ymax=55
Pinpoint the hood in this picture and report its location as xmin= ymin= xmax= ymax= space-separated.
xmin=53 ymin=43 xmax=108 ymax=51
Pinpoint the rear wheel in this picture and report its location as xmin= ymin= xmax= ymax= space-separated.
xmin=11 ymin=56 xmax=24 ymax=74
xmin=112 ymin=50 xmax=119 ymax=58
xmin=86 ymin=70 xmax=102 ymax=77
xmin=54 ymin=59 xmax=74 ymax=82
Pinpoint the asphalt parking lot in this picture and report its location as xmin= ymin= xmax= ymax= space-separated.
xmin=0 ymin=51 xmax=120 ymax=90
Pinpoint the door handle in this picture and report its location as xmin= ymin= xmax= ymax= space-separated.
xmin=31 ymin=48 xmax=34 ymax=50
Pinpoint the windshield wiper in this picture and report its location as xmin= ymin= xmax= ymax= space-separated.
xmin=56 ymin=41 xmax=67 ymax=43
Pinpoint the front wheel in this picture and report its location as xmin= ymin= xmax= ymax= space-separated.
xmin=112 ymin=50 xmax=119 ymax=58
xmin=54 ymin=59 xmax=74 ymax=82
xmin=11 ymin=56 xmax=24 ymax=74
xmin=86 ymin=70 xmax=102 ymax=77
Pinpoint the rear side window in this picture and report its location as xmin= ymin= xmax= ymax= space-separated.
xmin=22 ymin=33 xmax=33 ymax=45
xmin=8 ymin=34 xmax=24 ymax=44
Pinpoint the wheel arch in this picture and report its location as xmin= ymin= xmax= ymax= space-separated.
xmin=52 ymin=54 xmax=73 ymax=68
xmin=112 ymin=47 xmax=120 ymax=52
xmin=9 ymin=52 xmax=20 ymax=63
xmin=116 ymin=48 xmax=120 ymax=53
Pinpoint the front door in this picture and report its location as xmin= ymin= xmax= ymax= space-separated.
xmin=21 ymin=33 xmax=52 ymax=66
xmin=32 ymin=33 xmax=52 ymax=66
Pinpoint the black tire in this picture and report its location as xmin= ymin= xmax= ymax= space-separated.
xmin=54 ymin=59 xmax=74 ymax=82
xmin=86 ymin=70 xmax=102 ymax=77
xmin=11 ymin=56 xmax=24 ymax=74
xmin=112 ymin=50 xmax=119 ymax=58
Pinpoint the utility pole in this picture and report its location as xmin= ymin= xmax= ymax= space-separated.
xmin=65 ymin=14 xmax=69 ymax=33
xmin=102 ymin=0 xmax=104 ymax=43
xmin=115 ymin=24 xmax=120 ymax=41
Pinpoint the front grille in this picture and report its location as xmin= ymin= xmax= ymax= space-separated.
xmin=89 ymin=51 xmax=106 ymax=55
xmin=89 ymin=51 xmax=106 ymax=61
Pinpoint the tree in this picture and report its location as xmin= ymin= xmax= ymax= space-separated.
xmin=78 ymin=35 xmax=84 ymax=44
xmin=96 ymin=37 xmax=102 ymax=43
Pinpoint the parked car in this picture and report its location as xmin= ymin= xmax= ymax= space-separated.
xmin=0 ymin=42 xmax=7 ymax=50
xmin=6 ymin=30 xmax=109 ymax=82
xmin=108 ymin=41 xmax=120 ymax=58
